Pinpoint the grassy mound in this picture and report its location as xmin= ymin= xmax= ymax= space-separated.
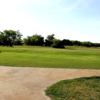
xmin=46 ymin=76 xmax=100 ymax=100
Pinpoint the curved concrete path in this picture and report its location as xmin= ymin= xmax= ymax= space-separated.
xmin=0 ymin=66 xmax=100 ymax=100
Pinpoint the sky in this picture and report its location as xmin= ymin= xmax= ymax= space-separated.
xmin=0 ymin=0 xmax=100 ymax=42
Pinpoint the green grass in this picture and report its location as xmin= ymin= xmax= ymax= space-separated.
xmin=0 ymin=46 xmax=100 ymax=69
xmin=45 ymin=76 xmax=100 ymax=100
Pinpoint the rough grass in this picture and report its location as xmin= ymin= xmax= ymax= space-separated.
xmin=0 ymin=46 xmax=100 ymax=69
xmin=45 ymin=76 xmax=100 ymax=100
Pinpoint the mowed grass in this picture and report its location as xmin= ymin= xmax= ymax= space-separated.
xmin=0 ymin=46 xmax=100 ymax=69
xmin=45 ymin=76 xmax=100 ymax=100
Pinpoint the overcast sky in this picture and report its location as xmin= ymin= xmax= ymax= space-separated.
xmin=0 ymin=0 xmax=100 ymax=42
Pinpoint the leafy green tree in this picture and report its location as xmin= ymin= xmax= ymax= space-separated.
xmin=24 ymin=36 xmax=32 ymax=45
xmin=24 ymin=34 xmax=44 ymax=46
xmin=0 ymin=32 xmax=5 ymax=45
xmin=45 ymin=34 xmax=55 ymax=46
xmin=62 ymin=39 xmax=73 ymax=46
xmin=31 ymin=34 xmax=44 ymax=46
xmin=72 ymin=40 xmax=82 ymax=46
xmin=14 ymin=31 xmax=23 ymax=45
xmin=82 ymin=41 xmax=93 ymax=47
xmin=0 ymin=30 xmax=22 ymax=46
xmin=52 ymin=39 xmax=65 ymax=48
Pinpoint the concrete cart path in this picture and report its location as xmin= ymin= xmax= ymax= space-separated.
xmin=0 ymin=66 xmax=100 ymax=100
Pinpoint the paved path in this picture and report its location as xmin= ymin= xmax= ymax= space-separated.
xmin=0 ymin=66 xmax=100 ymax=100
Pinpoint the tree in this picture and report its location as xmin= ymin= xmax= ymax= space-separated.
xmin=82 ymin=41 xmax=93 ymax=47
xmin=0 ymin=32 xmax=5 ymax=45
xmin=72 ymin=40 xmax=81 ymax=46
xmin=24 ymin=36 xmax=32 ymax=45
xmin=0 ymin=30 xmax=22 ymax=46
xmin=52 ymin=39 xmax=65 ymax=48
xmin=14 ymin=31 xmax=23 ymax=45
xmin=45 ymin=34 xmax=55 ymax=46
xmin=31 ymin=34 xmax=44 ymax=46
xmin=62 ymin=39 xmax=73 ymax=46
xmin=24 ymin=34 xmax=44 ymax=46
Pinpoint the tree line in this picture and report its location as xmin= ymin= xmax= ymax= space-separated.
xmin=0 ymin=29 xmax=100 ymax=48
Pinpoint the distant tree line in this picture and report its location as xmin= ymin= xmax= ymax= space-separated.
xmin=0 ymin=29 xmax=100 ymax=48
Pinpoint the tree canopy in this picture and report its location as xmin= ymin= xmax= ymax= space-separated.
xmin=0 ymin=30 xmax=22 ymax=46
xmin=24 ymin=34 xmax=44 ymax=46
xmin=0 ymin=29 xmax=100 ymax=48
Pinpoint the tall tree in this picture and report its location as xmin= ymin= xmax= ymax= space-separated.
xmin=62 ymin=39 xmax=73 ymax=46
xmin=45 ymin=34 xmax=55 ymax=46
xmin=52 ymin=39 xmax=65 ymax=48
xmin=24 ymin=34 xmax=44 ymax=46
xmin=0 ymin=30 xmax=22 ymax=46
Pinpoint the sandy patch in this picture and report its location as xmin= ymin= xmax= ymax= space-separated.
xmin=0 ymin=66 xmax=100 ymax=100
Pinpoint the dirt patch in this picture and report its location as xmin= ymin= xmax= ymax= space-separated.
xmin=0 ymin=66 xmax=100 ymax=100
